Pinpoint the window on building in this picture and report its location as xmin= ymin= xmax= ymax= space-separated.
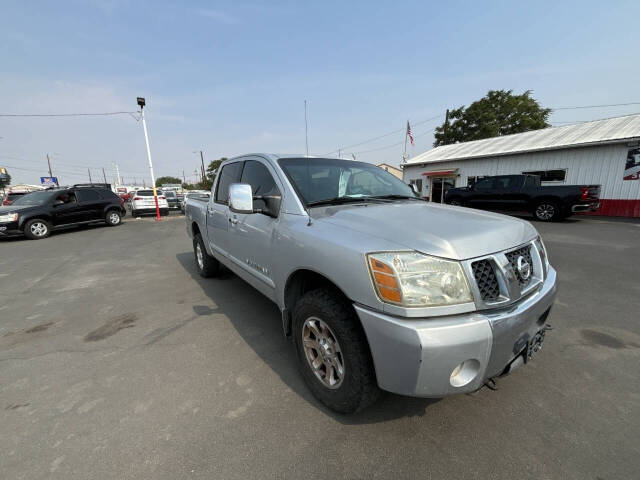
xmin=522 ymin=169 xmax=567 ymax=182
xmin=409 ymin=178 xmax=423 ymax=193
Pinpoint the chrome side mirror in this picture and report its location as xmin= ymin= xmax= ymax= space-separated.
xmin=229 ymin=183 xmax=254 ymax=214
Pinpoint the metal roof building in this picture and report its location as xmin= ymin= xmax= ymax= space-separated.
xmin=402 ymin=114 xmax=640 ymax=217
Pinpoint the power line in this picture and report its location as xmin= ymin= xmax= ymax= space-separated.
xmin=0 ymin=111 xmax=139 ymax=117
xmin=326 ymin=113 xmax=444 ymax=156
xmin=551 ymin=102 xmax=640 ymax=111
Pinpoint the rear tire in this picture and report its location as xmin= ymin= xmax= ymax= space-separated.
xmin=105 ymin=209 xmax=122 ymax=226
xmin=24 ymin=219 xmax=51 ymax=240
xmin=193 ymin=233 xmax=220 ymax=278
xmin=534 ymin=201 xmax=561 ymax=221
xmin=292 ymin=288 xmax=380 ymax=414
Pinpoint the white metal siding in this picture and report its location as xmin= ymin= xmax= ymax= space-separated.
xmin=403 ymin=144 xmax=640 ymax=201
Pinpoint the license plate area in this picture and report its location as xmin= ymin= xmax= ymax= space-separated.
xmin=524 ymin=327 xmax=548 ymax=363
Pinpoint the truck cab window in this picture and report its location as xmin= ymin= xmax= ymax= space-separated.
xmin=240 ymin=161 xmax=281 ymax=213
xmin=215 ymin=162 xmax=244 ymax=204
xmin=474 ymin=178 xmax=493 ymax=190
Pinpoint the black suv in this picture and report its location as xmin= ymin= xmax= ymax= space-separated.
xmin=0 ymin=184 xmax=126 ymax=240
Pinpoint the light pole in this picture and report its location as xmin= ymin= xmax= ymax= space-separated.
xmin=137 ymin=97 xmax=161 ymax=221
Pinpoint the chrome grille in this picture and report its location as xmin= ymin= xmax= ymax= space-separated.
xmin=505 ymin=245 xmax=534 ymax=287
xmin=471 ymin=259 xmax=500 ymax=301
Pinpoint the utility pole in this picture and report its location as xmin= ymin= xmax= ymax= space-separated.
xmin=137 ymin=97 xmax=161 ymax=221
xmin=88 ymin=168 xmax=92 ymax=183
xmin=46 ymin=154 xmax=58 ymax=186
xmin=443 ymin=109 xmax=449 ymax=145
xmin=199 ymin=151 xmax=206 ymax=184
xmin=112 ymin=162 xmax=122 ymax=186
xmin=102 ymin=168 xmax=107 ymax=184
xmin=182 ymin=169 xmax=186 ymax=184
xmin=304 ymin=100 xmax=309 ymax=157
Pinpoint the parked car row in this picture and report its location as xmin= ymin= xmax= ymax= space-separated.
xmin=0 ymin=184 xmax=126 ymax=240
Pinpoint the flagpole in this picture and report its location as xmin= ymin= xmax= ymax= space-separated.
xmin=402 ymin=120 xmax=409 ymax=164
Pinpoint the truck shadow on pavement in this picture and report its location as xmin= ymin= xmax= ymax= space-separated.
xmin=175 ymin=252 xmax=440 ymax=424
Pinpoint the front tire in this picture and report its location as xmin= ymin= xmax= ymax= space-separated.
xmin=193 ymin=233 xmax=220 ymax=278
xmin=449 ymin=197 xmax=464 ymax=206
xmin=534 ymin=201 xmax=561 ymax=221
xmin=24 ymin=219 xmax=51 ymax=240
xmin=293 ymin=289 xmax=379 ymax=413
xmin=105 ymin=209 xmax=122 ymax=226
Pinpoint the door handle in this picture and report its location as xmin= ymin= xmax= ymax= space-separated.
xmin=229 ymin=217 xmax=238 ymax=225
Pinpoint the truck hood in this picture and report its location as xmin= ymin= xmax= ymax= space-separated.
xmin=313 ymin=201 xmax=538 ymax=260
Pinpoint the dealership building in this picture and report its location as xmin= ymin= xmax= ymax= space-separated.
xmin=402 ymin=114 xmax=640 ymax=217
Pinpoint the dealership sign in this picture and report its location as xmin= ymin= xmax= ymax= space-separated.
xmin=624 ymin=147 xmax=640 ymax=181
xmin=0 ymin=167 xmax=8 ymax=182
xmin=40 ymin=177 xmax=59 ymax=186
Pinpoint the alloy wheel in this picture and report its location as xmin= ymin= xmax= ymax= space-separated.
xmin=30 ymin=222 xmax=48 ymax=237
xmin=196 ymin=243 xmax=204 ymax=269
xmin=302 ymin=317 xmax=345 ymax=389
xmin=109 ymin=212 xmax=121 ymax=224
xmin=536 ymin=204 xmax=555 ymax=220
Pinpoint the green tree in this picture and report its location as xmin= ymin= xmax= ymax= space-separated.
xmin=433 ymin=90 xmax=551 ymax=147
xmin=200 ymin=157 xmax=227 ymax=190
xmin=0 ymin=172 xmax=11 ymax=191
xmin=155 ymin=176 xmax=182 ymax=187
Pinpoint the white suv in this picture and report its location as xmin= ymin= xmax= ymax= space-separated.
xmin=130 ymin=190 xmax=169 ymax=217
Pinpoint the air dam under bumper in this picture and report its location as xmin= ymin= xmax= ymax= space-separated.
xmin=355 ymin=267 xmax=557 ymax=397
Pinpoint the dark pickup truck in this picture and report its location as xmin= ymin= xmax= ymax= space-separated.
xmin=444 ymin=174 xmax=600 ymax=221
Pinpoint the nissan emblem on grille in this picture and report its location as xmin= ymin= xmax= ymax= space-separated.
xmin=517 ymin=256 xmax=531 ymax=280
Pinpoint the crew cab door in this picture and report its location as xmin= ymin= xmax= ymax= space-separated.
xmin=225 ymin=159 xmax=282 ymax=300
xmin=467 ymin=177 xmax=498 ymax=209
xmin=493 ymin=175 xmax=527 ymax=211
xmin=207 ymin=161 xmax=243 ymax=257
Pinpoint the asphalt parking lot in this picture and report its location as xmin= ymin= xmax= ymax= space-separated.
xmin=1 ymin=214 xmax=639 ymax=479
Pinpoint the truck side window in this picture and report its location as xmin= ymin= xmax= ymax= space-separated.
xmin=474 ymin=178 xmax=493 ymax=190
xmin=240 ymin=161 xmax=281 ymax=212
xmin=215 ymin=162 xmax=243 ymax=205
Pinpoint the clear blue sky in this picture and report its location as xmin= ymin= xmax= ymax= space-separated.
xmin=2 ymin=0 xmax=640 ymax=185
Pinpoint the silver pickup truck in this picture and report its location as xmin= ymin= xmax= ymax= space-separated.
xmin=185 ymin=154 xmax=557 ymax=413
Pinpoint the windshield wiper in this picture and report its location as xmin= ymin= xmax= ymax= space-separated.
xmin=370 ymin=194 xmax=426 ymax=201
xmin=306 ymin=196 xmax=385 ymax=207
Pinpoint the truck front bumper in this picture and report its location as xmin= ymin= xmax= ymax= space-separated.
xmin=355 ymin=267 xmax=557 ymax=397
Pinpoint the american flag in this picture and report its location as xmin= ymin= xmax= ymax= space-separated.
xmin=406 ymin=121 xmax=414 ymax=146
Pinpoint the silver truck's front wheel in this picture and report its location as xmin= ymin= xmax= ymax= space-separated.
xmin=301 ymin=317 xmax=345 ymax=389
xmin=293 ymin=288 xmax=379 ymax=413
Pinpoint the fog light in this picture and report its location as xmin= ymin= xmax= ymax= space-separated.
xmin=449 ymin=359 xmax=481 ymax=387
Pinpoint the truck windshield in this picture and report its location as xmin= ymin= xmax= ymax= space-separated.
xmin=278 ymin=158 xmax=416 ymax=206
xmin=10 ymin=191 xmax=55 ymax=206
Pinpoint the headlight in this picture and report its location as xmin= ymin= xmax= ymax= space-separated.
xmin=367 ymin=251 xmax=473 ymax=307
xmin=534 ymin=236 xmax=550 ymax=272
xmin=0 ymin=213 xmax=18 ymax=223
